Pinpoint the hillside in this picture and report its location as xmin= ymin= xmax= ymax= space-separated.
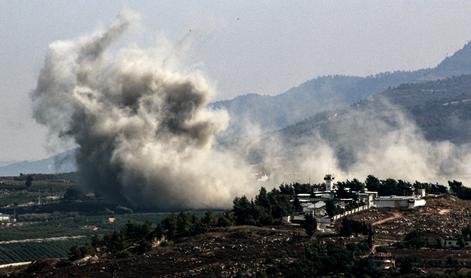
xmin=6 ymin=196 xmax=471 ymax=277
xmin=213 ymin=42 xmax=471 ymax=139
xmin=281 ymin=74 xmax=471 ymax=144
xmin=0 ymin=150 xmax=76 ymax=176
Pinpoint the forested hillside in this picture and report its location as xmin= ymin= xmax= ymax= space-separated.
xmin=213 ymin=42 xmax=471 ymax=139
xmin=282 ymin=74 xmax=471 ymax=145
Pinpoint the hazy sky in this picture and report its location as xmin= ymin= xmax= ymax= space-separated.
xmin=1 ymin=0 xmax=471 ymax=161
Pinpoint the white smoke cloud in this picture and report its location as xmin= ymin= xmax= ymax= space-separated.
xmin=32 ymin=13 xmax=258 ymax=209
xmin=255 ymin=99 xmax=471 ymax=186
xmin=32 ymin=12 xmax=471 ymax=210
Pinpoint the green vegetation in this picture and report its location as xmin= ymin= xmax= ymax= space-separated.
xmin=302 ymin=214 xmax=317 ymax=237
xmin=80 ymin=211 xmax=231 ymax=259
xmin=325 ymin=199 xmax=344 ymax=217
xmin=404 ymin=230 xmax=427 ymax=248
xmin=0 ymin=238 xmax=88 ymax=264
xmin=232 ymin=187 xmax=293 ymax=226
xmin=264 ymin=241 xmax=372 ymax=277
xmin=339 ymin=219 xmax=373 ymax=237
xmin=449 ymin=180 xmax=471 ymax=200
xmin=0 ymin=212 xmax=176 ymax=241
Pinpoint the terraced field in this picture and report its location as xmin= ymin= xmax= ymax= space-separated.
xmin=0 ymin=238 xmax=88 ymax=264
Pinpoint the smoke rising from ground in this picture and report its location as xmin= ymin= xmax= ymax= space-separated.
xmin=32 ymin=13 xmax=256 ymax=209
xmin=33 ymin=13 xmax=470 ymax=209
xmin=251 ymin=99 xmax=471 ymax=187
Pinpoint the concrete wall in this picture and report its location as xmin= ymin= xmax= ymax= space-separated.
xmin=332 ymin=205 xmax=369 ymax=220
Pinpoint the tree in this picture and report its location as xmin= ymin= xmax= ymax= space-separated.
xmin=293 ymin=195 xmax=302 ymax=213
xmin=404 ymin=230 xmax=426 ymax=248
xmin=161 ymin=215 xmax=177 ymax=239
xmin=233 ymin=196 xmax=253 ymax=225
xmin=365 ymin=175 xmax=381 ymax=192
xmin=25 ymin=175 xmax=33 ymax=188
xmin=462 ymin=225 xmax=471 ymax=240
xmin=347 ymin=179 xmax=365 ymax=192
xmin=325 ymin=200 xmax=342 ymax=217
xmin=255 ymin=187 xmax=270 ymax=211
xmin=176 ymin=212 xmax=192 ymax=237
xmin=217 ymin=215 xmax=232 ymax=227
xmin=303 ymin=214 xmax=317 ymax=237
xmin=400 ymin=258 xmax=413 ymax=274
xmin=202 ymin=211 xmax=214 ymax=226
xmin=449 ymin=180 xmax=471 ymax=200
xmin=63 ymin=187 xmax=86 ymax=201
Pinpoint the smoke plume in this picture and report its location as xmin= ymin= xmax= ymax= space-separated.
xmin=32 ymin=13 xmax=256 ymax=209
xmin=33 ymin=13 xmax=471 ymax=210
xmin=249 ymin=99 xmax=471 ymax=187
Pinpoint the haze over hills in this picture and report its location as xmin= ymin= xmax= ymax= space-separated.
xmin=4 ymin=42 xmax=471 ymax=177
xmin=280 ymin=74 xmax=471 ymax=144
xmin=212 ymin=42 xmax=471 ymax=139
xmin=0 ymin=150 xmax=76 ymax=176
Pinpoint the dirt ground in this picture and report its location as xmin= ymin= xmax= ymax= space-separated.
xmin=5 ymin=195 xmax=471 ymax=277
xmin=347 ymin=195 xmax=471 ymax=241
xmin=8 ymin=226 xmax=306 ymax=278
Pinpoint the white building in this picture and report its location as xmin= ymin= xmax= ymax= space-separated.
xmin=0 ymin=213 xmax=10 ymax=223
xmin=375 ymin=196 xmax=426 ymax=208
xmin=356 ymin=191 xmax=378 ymax=207
xmin=302 ymin=201 xmax=326 ymax=217
xmin=297 ymin=193 xmax=312 ymax=203
xmin=324 ymin=174 xmax=335 ymax=191
xmin=418 ymin=188 xmax=426 ymax=198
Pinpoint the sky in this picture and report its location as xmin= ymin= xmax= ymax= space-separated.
xmin=1 ymin=0 xmax=471 ymax=161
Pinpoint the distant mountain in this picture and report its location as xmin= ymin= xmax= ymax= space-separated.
xmin=0 ymin=150 xmax=76 ymax=176
xmin=0 ymin=161 xmax=17 ymax=167
xmin=279 ymin=74 xmax=471 ymax=151
xmin=213 ymin=42 xmax=471 ymax=139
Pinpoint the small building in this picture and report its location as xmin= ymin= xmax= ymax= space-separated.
xmin=297 ymin=193 xmax=312 ymax=203
xmin=356 ymin=191 xmax=378 ymax=207
xmin=443 ymin=237 xmax=460 ymax=248
xmin=368 ymin=252 xmax=396 ymax=271
xmin=375 ymin=196 xmax=426 ymax=208
xmin=421 ymin=231 xmax=444 ymax=248
xmin=0 ymin=213 xmax=10 ymax=223
xmin=312 ymin=191 xmax=335 ymax=200
xmin=417 ymin=188 xmax=426 ymax=198
xmin=302 ymin=201 xmax=326 ymax=217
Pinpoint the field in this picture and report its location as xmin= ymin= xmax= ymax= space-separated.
xmin=0 ymin=211 xmax=206 ymax=265
xmin=0 ymin=212 xmax=177 ymax=241
xmin=0 ymin=174 xmax=214 ymax=265
xmin=0 ymin=238 xmax=88 ymax=264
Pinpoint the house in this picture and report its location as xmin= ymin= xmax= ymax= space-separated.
xmin=417 ymin=188 xmax=426 ymax=198
xmin=0 ymin=213 xmax=10 ymax=223
xmin=368 ymin=252 xmax=396 ymax=271
xmin=421 ymin=231 xmax=445 ymax=248
xmin=375 ymin=196 xmax=426 ymax=208
xmin=297 ymin=193 xmax=312 ymax=203
xmin=357 ymin=191 xmax=378 ymax=207
xmin=443 ymin=237 xmax=460 ymax=248
xmin=302 ymin=201 xmax=326 ymax=217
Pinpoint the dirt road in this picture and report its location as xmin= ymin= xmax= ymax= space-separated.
xmin=372 ymin=211 xmax=402 ymax=226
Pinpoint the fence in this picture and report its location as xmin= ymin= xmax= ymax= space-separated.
xmin=332 ymin=205 xmax=370 ymax=221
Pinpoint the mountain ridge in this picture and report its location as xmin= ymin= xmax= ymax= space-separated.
xmin=212 ymin=42 xmax=471 ymax=139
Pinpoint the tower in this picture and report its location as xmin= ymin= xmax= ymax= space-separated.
xmin=324 ymin=174 xmax=335 ymax=191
